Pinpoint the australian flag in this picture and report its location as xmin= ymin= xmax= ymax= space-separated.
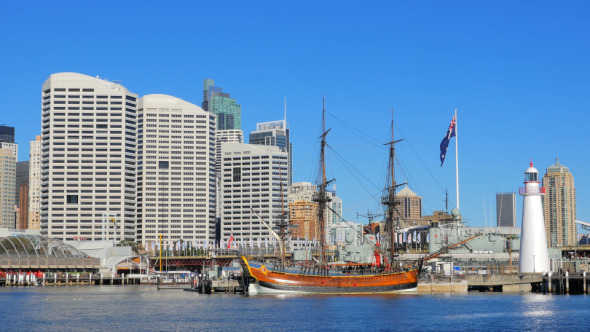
xmin=439 ymin=115 xmax=456 ymax=166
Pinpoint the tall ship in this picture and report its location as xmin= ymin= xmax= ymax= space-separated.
xmin=240 ymin=102 xmax=421 ymax=294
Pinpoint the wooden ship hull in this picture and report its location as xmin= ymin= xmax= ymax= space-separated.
xmin=241 ymin=257 xmax=419 ymax=294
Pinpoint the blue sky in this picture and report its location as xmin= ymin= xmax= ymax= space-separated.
xmin=1 ymin=1 xmax=589 ymax=229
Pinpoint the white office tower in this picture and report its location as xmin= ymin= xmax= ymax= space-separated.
xmin=137 ymin=95 xmax=216 ymax=245
xmin=220 ymin=143 xmax=288 ymax=245
xmin=249 ymin=120 xmax=292 ymax=185
xmin=41 ymin=73 xmax=138 ymax=241
xmin=519 ymin=162 xmax=550 ymax=274
xmin=28 ymin=136 xmax=41 ymax=230
xmin=215 ymin=129 xmax=243 ymax=175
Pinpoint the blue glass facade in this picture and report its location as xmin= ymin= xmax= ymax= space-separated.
xmin=202 ymin=79 xmax=241 ymax=130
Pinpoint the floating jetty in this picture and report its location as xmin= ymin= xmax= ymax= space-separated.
xmin=184 ymin=276 xmax=245 ymax=294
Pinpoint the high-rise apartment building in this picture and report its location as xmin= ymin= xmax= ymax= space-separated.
xmin=289 ymin=200 xmax=318 ymax=240
xmin=15 ymin=161 xmax=29 ymax=205
xmin=249 ymin=120 xmax=292 ymax=185
xmin=0 ymin=125 xmax=17 ymax=158
xmin=15 ymin=161 xmax=29 ymax=228
xmin=202 ymin=79 xmax=241 ymax=130
xmin=214 ymin=129 xmax=243 ymax=243
xmin=543 ymin=158 xmax=576 ymax=247
xmin=220 ymin=143 xmax=288 ymax=245
xmin=288 ymin=182 xmax=316 ymax=203
xmin=287 ymin=182 xmax=343 ymax=243
xmin=28 ymin=136 xmax=41 ymax=230
xmin=0 ymin=148 xmax=16 ymax=228
xmin=136 ymin=94 xmax=216 ymax=246
xmin=41 ymin=73 xmax=138 ymax=241
xmin=393 ymin=186 xmax=422 ymax=225
xmin=328 ymin=194 xmax=343 ymax=226
xmin=18 ymin=182 xmax=29 ymax=229
xmin=0 ymin=125 xmax=15 ymax=144
xmin=496 ymin=192 xmax=516 ymax=228
xmin=215 ymin=129 xmax=243 ymax=175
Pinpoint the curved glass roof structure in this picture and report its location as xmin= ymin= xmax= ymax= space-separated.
xmin=0 ymin=234 xmax=89 ymax=258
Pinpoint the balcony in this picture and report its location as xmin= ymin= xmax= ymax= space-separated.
xmin=519 ymin=187 xmax=545 ymax=196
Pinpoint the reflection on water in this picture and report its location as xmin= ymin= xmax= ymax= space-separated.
xmin=0 ymin=287 xmax=588 ymax=331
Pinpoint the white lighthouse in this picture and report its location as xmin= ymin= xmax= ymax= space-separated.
xmin=518 ymin=162 xmax=550 ymax=274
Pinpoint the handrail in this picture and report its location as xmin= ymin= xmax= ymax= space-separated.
xmin=519 ymin=187 xmax=545 ymax=195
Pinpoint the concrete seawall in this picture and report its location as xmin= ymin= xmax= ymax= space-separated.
xmin=417 ymin=280 xmax=468 ymax=293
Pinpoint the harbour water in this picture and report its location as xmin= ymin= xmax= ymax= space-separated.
xmin=1 ymin=286 xmax=588 ymax=331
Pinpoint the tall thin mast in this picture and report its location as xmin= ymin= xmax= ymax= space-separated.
xmin=455 ymin=108 xmax=459 ymax=210
xmin=315 ymin=96 xmax=332 ymax=265
xmin=278 ymin=161 xmax=286 ymax=268
xmin=383 ymin=108 xmax=403 ymax=269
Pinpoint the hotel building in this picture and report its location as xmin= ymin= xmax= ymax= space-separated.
xmin=41 ymin=73 xmax=138 ymax=241
xmin=220 ymin=143 xmax=288 ymax=245
xmin=136 ymin=94 xmax=216 ymax=245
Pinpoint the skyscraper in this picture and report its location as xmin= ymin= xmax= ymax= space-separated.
xmin=15 ymin=161 xmax=29 ymax=204
xmin=0 ymin=148 xmax=16 ymax=228
xmin=394 ymin=185 xmax=422 ymax=226
xmin=215 ymin=129 xmax=243 ymax=175
xmin=0 ymin=125 xmax=15 ymax=144
xmin=289 ymin=200 xmax=318 ymax=240
xmin=28 ymin=136 xmax=41 ymax=230
xmin=202 ymin=79 xmax=241 ymax=130
xmin=496 ymin=192 xmax=516 ymax=227
xmin=288 ymin=182 xmax=343 ymax=243
xmin=15 ymin=161 xmax=29 ymax=228
xmin=214 ymin=129 xmax=243 ymax=244
xmin=41 ymin=73 xmax=138 ymax=241
xmin=136 ymin=94 xmax=216 ymax=246
xmin=543 ymin=158 xmax=576 ymax=247
xmin=0 ymin=125 xmax=18 ymax=158
xmin=249 ymin=120 xmax=292 ymax=185
xmin=18 ymin=182 xmax=29 ymax=229
xmin=220 ymin=143 xmax=288 ymax=245
xmin=0 ymin=125 xmax=18 ymax=226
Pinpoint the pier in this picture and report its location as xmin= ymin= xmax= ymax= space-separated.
xmin=418 ymin=271 xmax=590 ymax=294
xmin=466 ymin=274 xmax=542 ymax=292
xmin=147 ymin=248 xmax=288 ymax=271
xmin=183 ymin=278 xmax=245 ymax=294
xmin=542 ymin=271 xmax=590 ymax=295
xmin=0 ymin=272 xmax=156 ymax=287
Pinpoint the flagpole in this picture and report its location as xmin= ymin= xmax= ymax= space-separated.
xmin=455 ymin=108 xmax=460 ymax=210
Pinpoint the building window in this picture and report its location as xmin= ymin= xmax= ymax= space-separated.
xmin=159 ymin=161 xmax=169 ymax=169
xmin=233 ymin=167 xmax=241 ymax=182
xmin=66 ymin=195 xmax=78 ymax=204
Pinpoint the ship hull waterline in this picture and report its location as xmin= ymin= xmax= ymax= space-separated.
xmin=241 ymin=257 xmax=420 ymax=295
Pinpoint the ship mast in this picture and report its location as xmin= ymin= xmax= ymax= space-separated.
xmin=278 ymin=162 xmax=287 ymax=269
xmin=315 ymin=96 xmax=332 ymax=266
xmin=383 ymin=109 xmax=403 ymax=269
